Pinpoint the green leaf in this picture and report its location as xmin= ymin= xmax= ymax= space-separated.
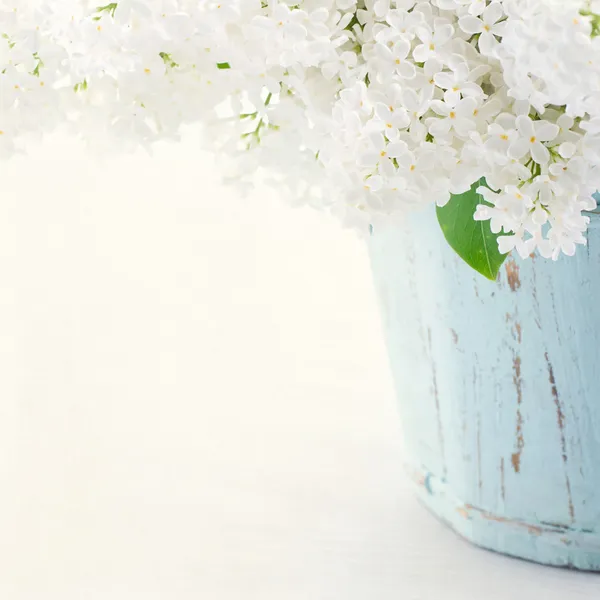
xmin=216 ymin=62 xmax=231 ymax=70
xmin=436 ymin=178 xmax=508 ymax=281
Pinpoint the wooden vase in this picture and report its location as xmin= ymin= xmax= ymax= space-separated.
xmin=368 ymin=206 xmax=600 ymax=570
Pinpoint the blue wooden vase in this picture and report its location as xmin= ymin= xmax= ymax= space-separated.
xmin=368 ymin=207 xmax=600 ymax=570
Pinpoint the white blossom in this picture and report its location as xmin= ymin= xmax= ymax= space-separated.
xmin=508 ymin=115 xmax=560 ymax=164
xmin=1 ymin=0 xmax=600 ymax=262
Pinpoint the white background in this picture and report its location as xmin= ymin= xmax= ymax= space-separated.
xmin=1 ymin=132 xmax=598 ymax=598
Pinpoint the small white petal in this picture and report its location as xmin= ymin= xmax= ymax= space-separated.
xmin=483 ymin=2 xmax=503 ymax=25
xmin=498 ymin=236 xmax=517 ymax=254
xmin=508 ymin=138 xmax=531 ymax=160
xmin=534 ymin=122 xmax=560 ymax=142
xmin=516 ymin=115 xmax=535 ymax=138
xmin=531 ymin=142 xmax=550 ymax=165
xmin=458 ymin=16 xmax=483 ymax=35
xmin=558 ymin=142 xmax=576 ymax=158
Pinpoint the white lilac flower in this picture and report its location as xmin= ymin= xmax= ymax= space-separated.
xmin=374 ymin=37 xmax=417 ymax=80
xmin=433 ymin=61 xmax=484 ymax=107
xmin=485 ymin=122 xmax=519 ymax=165
xmin=508 ymin=116 xmax=560 ymax=164
xmin=413 ymin=22 xmax=455 ymax=64
xmin=428 ymin=97 xmax=479 ymax=138
xmin=2 ymin=0 xmax=600 ymax=262
xmin=458 ymin=2 xmax=506 ymax=56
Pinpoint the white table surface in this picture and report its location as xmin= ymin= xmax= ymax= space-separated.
xmin=1 ymin=134 xmax=598 ymax=599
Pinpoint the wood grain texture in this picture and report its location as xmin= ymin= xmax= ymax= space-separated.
xmin=368 ymin=206 xmax=600 ymax=570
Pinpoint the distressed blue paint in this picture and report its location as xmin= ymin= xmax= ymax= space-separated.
xmin=368 ymin=206 xmax=600 ymax=570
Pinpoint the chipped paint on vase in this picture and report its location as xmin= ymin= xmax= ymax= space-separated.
xmin=368 ymin=206 xmax=600 ymax=570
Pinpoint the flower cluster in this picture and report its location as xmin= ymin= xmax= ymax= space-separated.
xmin=2 ymin=1 xmax=600 ymax=260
